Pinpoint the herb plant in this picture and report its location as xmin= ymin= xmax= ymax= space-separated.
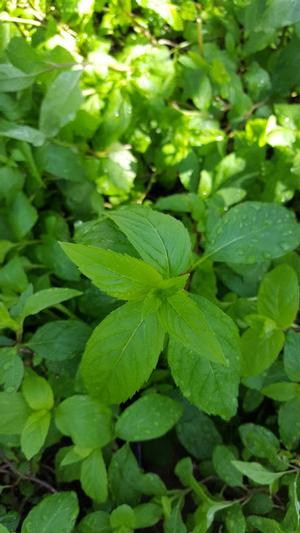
xmin=0 ymin=1 xmax=300 ymax=532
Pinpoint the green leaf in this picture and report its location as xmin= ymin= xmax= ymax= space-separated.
xmin=136 ymin=0 xmax=183 ymax=30
xmin=80 ymin=301 xmax=164 ymax=404
xmin=284 ymin=331 xmax=300 ymax=381
xmin=116 ymin=394 xmax=183 ymax=441
xmin=0 ymin=303 xmax=18 ymax=331
xmin=164 ymin=500 xmax=187 ymax=533
xmin=239 ymin=424 xmax=279 ymax=459
xmin=21 ymin=410 xmax=51 ymax=460
xmin=159 ymin=291 xmax=227 ymax=365
xmin=212 ymin=445 xmax=243 ymax=487
xmin=168 ymin=295 xmax=240 ymax=420
xmin=8 ymin=192 xmax=38 ymax=239
xmin=0 ymin=525 xmax=10 ymax=533
xmin=247 ymin=516 xmax=284 ymax=533
xmin=109 ymin=206 xmax=192 ymax=277
xmin=21 ymin=492 xmax=79 ymax=533
xmin=80 ymin=448 xmax=108 ymax=502
xmin=0 ymin=63 xmax=36 ymax=92
xmin=278 ymin=397 xmax=300 ymax=449
xmin=0 ymin=392 xmax=30 ymax=434
xmin=240 ymin=320 xmax=284 ymax=377
xmin=0 ymin=347 xmax=24 ymax=392
xmin=0 ymin=120 xmax=45 ymax=146
xmin=261 ymin=382 xmax=300 ymax=401
xmin=205 ymin=202 xmax=300 ymax=264
xmin=22 ymin=370 xmax=54 ymax=411
xmin=133 ymin=503 xmax=162 ymax=529
xmin=20 ymin=288 xmax=82 ymax=324
xmin=225 ymin=504 xmax=246 ymax=533
xmin=231 ymin=461 xmax=285 ymax=485
xmin=176 ymin=403 xmax=222 ymax=460
xmin=60 ymin=242 xmax=162 ymax=300
xmin=257 ymin=265 xmax=299 ymax=328
xmin=55 ymin=395 xmax=113 ymax=448
xmin=109 ymin=505 xmax=134 ymax=531
xmin=27 ymin=320 xmax=91 ymax=361
xmin=39 ymin=70 xmax=83 ymax=138
xmin=77 ymin=511 xmax=111 ymax=533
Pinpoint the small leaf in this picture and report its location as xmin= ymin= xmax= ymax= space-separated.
xmin=116 ymin=394 xmax=183 ymax=441
xmin=240 ymin=320 xmax=284 ymax=377
xmin=232 ymin=461 xmax=285 ymax=485
xmin=22 ymin=370 xmax=54 ymax=411
xmin=80 ymin=448 xmax=108 ymax=502
xmin=109 ymin=206 xmax=192 ymax=277
xmin=262 ymin=382 xmax=300 ymax=401
xmin=0 ymin=303 xmax=18 ymax=331
xmin=39 ymin=70 xmax=83 ymax=138
xmin=80 ymin=301 xmax=164 ymax=404
xmin=239 ymin=424 xmax=279 ymax=459
xmin=60 ymin=242 xmax=162 ymax=300
xmin=20 ymin=288 xmax=81 ymax=324
xmin=21 ymin=410 xmax=51 ymax=460
xmin=0 ymin=63 xmax=36 ymax=92
xmin=55 ymin=395 xmax=113 ymax=448
xmin=0 ymin=392 xmax=31 ymax=435
xmin=21 ymin=492 xmax=79 ymax=533
xmin=257 ymin=265 xmax=299 ymax=328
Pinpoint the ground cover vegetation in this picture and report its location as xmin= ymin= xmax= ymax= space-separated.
xmin=0 ymin=0 xmax=300 ymax=531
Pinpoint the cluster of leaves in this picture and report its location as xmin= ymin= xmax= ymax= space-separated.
xmin=1 ymin=0 xmax=300 ymax=531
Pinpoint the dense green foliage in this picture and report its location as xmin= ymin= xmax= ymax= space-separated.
xmin=1 ymin=0 xmax=300 ymax=531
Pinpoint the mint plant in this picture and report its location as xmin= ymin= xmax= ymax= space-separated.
xmin=1 ymin=1 xmax=300 ymax=531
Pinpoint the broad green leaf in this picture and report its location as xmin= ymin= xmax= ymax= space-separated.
xmin=0 ymin=347 xmax=24 ymax=392
xmin=257 ymin=265 xmax=299 ymax=328
xmin=55 ymin=395 xmax=113 ymax=448
xmin=164 ymin=500 xmax=187 ymax=533
xmin=240 ymin=320 xmax=284 ymax=377
xmin=80 ymin=301 xmax=164 ymax=404
xmin=225 ymin=504 xmax=246 ymax=533
xmin=231 ymin=461 xmax=285 ymax=485
xmin=239 ymin=424 xmax=279 ymax=459
xmin=110 ymin=505 xmax=135 ymax=530
xmin=109 ymin=206 xmax=192 ymax=277
xmin=60 ymin=242 xmax=162 ymax=300
xmin=282 ymin=474 xmax=300 ymax=532
xmin=284 ymin=331 xmax=300 ymax=381
xmin=0 ymin=120 xmax=45 ymax=146
xmin=278 ymin=397 xmax=300 ymax=449
xmin=205 ymin=202 xmax=300 ymax=264
xmin=8 ymin=192 xmax=38 ymax=240
xmin=134 ymin=503 xmax=162 ymax=529
xmin=108 ymin=444 xmax=143 ymax=506
xmin=77 ymin=511 xmax=111 ymax=533
xmin=159 ymin=291 xmax=227 ymax=365
xmin=20 ymin=288 xmax=82 ymax=324
xmin=261 ymin=382 xmax=300 ymax=401
xmin=80 ymin=448 xmax=108 ymax=502
xmin=0 ymin=303 xmax=18 ymax=331
xmin=116 ymin=394 xmax=183 ymax=441
xmin=168 ymin=295 xmax=240 ymax=419
xmin=0 ymin=63 xmax=36 ymax=92
xmin=21 ymin=410 xmax=51 ymax=460
xmin=39 ymin=70 xmax=83 ymax=138
xmin=0 ymin=392 xmax=30 ymax=434
xmin=27 ymin=320 xmax=91 ymax=361
xmin=21 ymin=492 xmax=79 ymax=533
xmin=247 ymin=516 xmax=284 ymax=533
xmin=212 ymin=445 xmax=243 ymax=487
xmin=176 ymin=403 xmax=222 ymax=459
xmin=22 ymin=370 xmax=54 ymax=411
xmin=0 ymin=257 xmax=28 ymax=293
